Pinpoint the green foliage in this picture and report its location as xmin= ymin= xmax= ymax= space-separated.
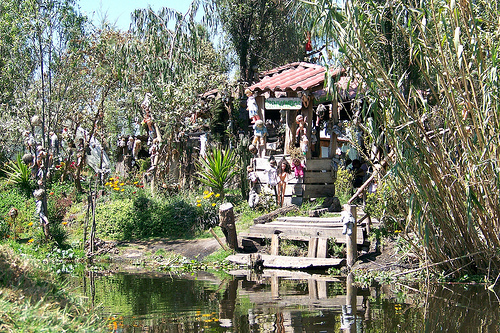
xmin=96 ymin=191 xmax=220 ymax=241
xmin=196 ymin=146 xmax=239 ymax=199
xmin=279 ymin=239 xmax=308 ymax=257
xmin=0 ymin=187 xmax=35 ymax=239
xmin=334 ymin=167 xmax=353 ymax=205
xmin=2 ymin=154 xmax=33 ymax=193
xmin=0 ymin=244 xmax=105 ymax=331
xmin=328 ymin=239 xmax=346 ymax=258
xmin=206 ymin=0 xmax=307 ymax=82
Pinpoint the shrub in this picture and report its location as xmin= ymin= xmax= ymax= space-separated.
xmin=95 ymin=191 xmax=218 ymax=241
xmin=334 ymin=167 xmax=353 ymax=204
xmin=95 ymin=198 xmax=135 ymax=240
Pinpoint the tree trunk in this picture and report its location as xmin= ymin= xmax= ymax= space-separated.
xmin=219 ymin=203 xmax=238 ymax=250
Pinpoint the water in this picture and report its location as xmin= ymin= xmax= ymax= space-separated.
xmin=71 ymin=270 xmax=500 ymax=332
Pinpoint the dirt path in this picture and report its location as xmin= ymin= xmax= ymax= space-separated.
xmin=110 ymin=238 xmax=221 ymax=263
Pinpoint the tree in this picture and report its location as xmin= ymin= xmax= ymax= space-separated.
xmin=205 ymin=0 xmax=308 ymax=84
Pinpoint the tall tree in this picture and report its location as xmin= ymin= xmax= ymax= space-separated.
xmin=205 ymin=0 xmax=308 ymax=84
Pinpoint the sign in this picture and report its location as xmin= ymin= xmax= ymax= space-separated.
xmin=265 ymin=98 xmax=302 ymax=110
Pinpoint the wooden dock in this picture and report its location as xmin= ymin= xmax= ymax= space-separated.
xmin=226 ymin=253 xmax=345 ymax=269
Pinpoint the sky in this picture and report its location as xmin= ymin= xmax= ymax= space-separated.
xmin=77 ymin=0 xmax=195 ymax=31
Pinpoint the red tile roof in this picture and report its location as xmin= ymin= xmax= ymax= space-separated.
xmin=248 ymin=62 xmax=326 ymax=93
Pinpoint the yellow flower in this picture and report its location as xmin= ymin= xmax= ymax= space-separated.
xmin=120 ymin=183 xmax=125 ymax=186
xmin=27 ymin=222 xmax=33 ymax=226
xmin=114 ymin=187 xmax=120 ymax=191
xmin=134 ymin=181 xmax=138 ymax=184
xmin=109 ymin=178 xmax=114 ymax=181
xmin=215 ymin=193 xmax=220 ymax=198
xmin=28 ymin=238 xmax=34 ymax=243
xmin=62 ymin=222 xmax=68 ymax=225
xmin=196 ymin=203 xmax=202 ymax=207
xmin=196 ymin=200 xmax=201 ymax=203
xmin=211 ymin=203 xmax=216 ymax=207
xmin=121 ymin=189 xmax=125 ymax=192
xmin=203 ymin=190 xmax=209 ymax=195
xmin=105 ymin=182 xmax=109 ymax=186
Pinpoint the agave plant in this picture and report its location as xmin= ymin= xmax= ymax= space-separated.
xmin=3 ymin=154 xmax=32 ymax=190
xmin=196 ymin=146 xmax=239 ymax=200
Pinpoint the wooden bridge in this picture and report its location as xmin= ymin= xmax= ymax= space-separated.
xmin=227 ymin=208 xmax=371 ymax=269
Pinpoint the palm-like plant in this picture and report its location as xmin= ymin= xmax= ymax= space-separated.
xmin=196 ymin=146 xmax=239 ymax=200
xmin=2 ymin=154 xmax=32 ymax=190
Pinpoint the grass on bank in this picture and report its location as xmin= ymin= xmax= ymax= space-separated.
xmin=0 ymin=242 xmax=106 ymax=332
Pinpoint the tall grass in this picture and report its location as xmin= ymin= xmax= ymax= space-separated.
xmin=307 ymin=0 xmax=500 ymax=277
xmin=0 ymin=244 xmax=105 ymax=331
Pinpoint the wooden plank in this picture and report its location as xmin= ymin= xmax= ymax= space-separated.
xmin=227 ymin=269 xmax=343 ymax=282
xmin=317 ymin=238 xmax=328 ymax=258
xmin=262 ymin=255 xmax=344 ymax=268
xmin=226 ymin=254 xmax=345 ymax=269
xmin=284 ymin=183 xmax=303 ymax=196
xmin=241 ymin=233 xmax=311 ymax=241
xmin=267 ymin=221 xmax=343 ymax=228
xmin=242 ymin=292 xmax=364 ymax=309
xmin=308 ymin=238 xmax=318 ymax=257
xmin=253 ymin=205 xmax=299 ymax=224
xmin=271 ymin=234 xmax=279 ymax=256
xmin=305 ymin=159 xmax=333 ymax=171
xmin=248 ymin=224 xmax=364 ymax=244
xmin=304 ymin=171 xmax=335 ymax=184
xmin=317 ymin=281 xmax=328 ymax=299
xmin=302 ymin=184 xmax=335 ymax=198
xmin=308 ymin=279 xmax=317 ymax=298
xmin=276 ymin=216 xmax=343 ymax=223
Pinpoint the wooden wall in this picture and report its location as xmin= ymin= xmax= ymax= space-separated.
xmin=252 ymin=157 xmax=336 ymax=205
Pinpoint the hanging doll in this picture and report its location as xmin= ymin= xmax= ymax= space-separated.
xmin=295 ymin=114 xmax=308 ymax=155
xmin=292 ymin=157 xmax=306 ymax=179
xmin=247 ymin=166 xmax=260 ymax=208
xmin=245 ymin=88 xmax=259 ymax=123
xmin=267 ymin=158 xmax=279 ymax=203
xmin=252 ymin=119 xmax=267 ymax=147
xmin=277 ymin=158 xmax=291 ymax=207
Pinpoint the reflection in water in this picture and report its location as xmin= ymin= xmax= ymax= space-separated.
xmin=72 ymin=270 xmax=500 ymax=332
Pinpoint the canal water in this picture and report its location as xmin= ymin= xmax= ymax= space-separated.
xmin=71 ymin=270 xmax=500 ymax=332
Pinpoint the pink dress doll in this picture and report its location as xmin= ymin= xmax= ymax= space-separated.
xmin=292 ymin=158 xmax=306 ymax=179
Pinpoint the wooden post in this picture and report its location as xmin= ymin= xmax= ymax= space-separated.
xmin=219 ymin=203 xmax=238 ymax=250
xmin=342 ymin=272 xmax=357 ymax=332
xmin=271 ymin=234 xmax=280 ymax=256
xmin=346 ymin=205 xmax=358 ymax=267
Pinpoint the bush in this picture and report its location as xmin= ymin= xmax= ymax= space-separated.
xmin=0 ymin=187 xmax=35 ymax=239
xmin=95 ymin=191 xmax=218 ymax=241
xmin=334 ymin=167 xmax=353 ymax=204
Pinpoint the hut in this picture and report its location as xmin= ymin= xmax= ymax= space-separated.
xmin=246 ymin=62 xmax=359 ymax=205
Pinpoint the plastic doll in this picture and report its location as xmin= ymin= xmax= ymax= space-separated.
xmin=247 ymin=165 xmax=258 ymax=190
xmin=267 ymin=158 xmax=278 ymax=202
xmin=252 ymin=119 xmax=267 ymax=146
xmin=245 ymin=88 xmax=259 ymax=123
xmin=277 ymin=158 xmax=291 ymax=207
xmin=295 ymin=114 xmax=308 ymax=155
xmin=292 ymin=157 xmax=306 ymax=179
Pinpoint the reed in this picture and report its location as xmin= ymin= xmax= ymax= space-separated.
xmin=308 ymin=0 xmax=500 ymax=277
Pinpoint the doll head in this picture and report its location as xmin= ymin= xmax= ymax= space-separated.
xmin=292 ymin=158 xmax=301 ymax=166
xmin=244 ymin=88 xmax=253 ymax=97
xmin=296 ymin=114 xmax=304 ymax=125
xmin=247 ymin=165 xmax=253 ymax=173
xmin=254 ymin=119 xmax=265 ymax=129
xmin=279 ymin=158 xmax=291 ymax=173
xmin=270 ymin=159 xmax=277 ymax=168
